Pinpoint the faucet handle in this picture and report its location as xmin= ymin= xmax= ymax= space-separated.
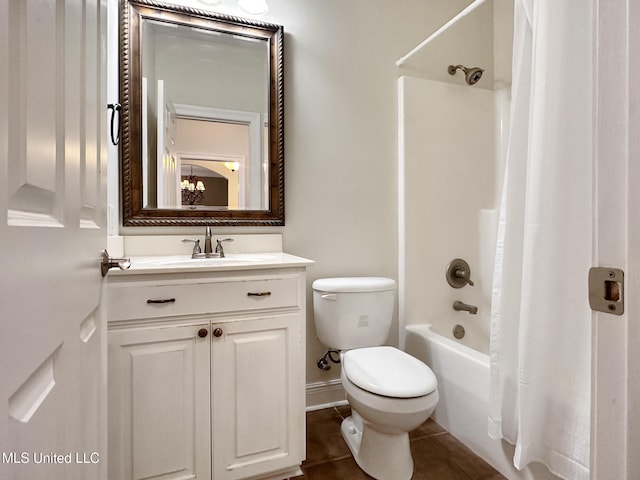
xmin=454 ymin=266 xmax=474 ymax=286
xmin=214 ymin=238 xmax=233 ymax=258
xmin=182 ymin=238 xmax=202 ymax=255
xmin=446 ymin=258 xmax=474 ymax=288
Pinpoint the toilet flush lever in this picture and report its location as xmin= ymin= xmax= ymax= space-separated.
xmin=321 ymin=293 xmax=337 ymax=301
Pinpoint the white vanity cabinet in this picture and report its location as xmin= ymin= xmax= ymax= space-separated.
xmin=106 ymin=261 xmax=310 ymax=480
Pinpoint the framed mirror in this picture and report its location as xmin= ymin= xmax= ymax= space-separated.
xmin=120 ymin=0 xmax=284 ymax=226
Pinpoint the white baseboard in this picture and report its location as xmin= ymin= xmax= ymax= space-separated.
xmin=305 ymin=379 xmax=348 ymax=411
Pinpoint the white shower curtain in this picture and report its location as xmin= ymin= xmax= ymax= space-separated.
xmin=488 ymin=1 xmax=592 ymax=479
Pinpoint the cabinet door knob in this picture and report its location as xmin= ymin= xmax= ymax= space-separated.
xmin=213 ymin=328 xmax=223 ymax=337
xmin=198 ymin=328 xmax=208 ymax=338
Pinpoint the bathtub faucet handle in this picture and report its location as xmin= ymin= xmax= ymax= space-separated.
xmin=455 ymin=266 xmax=474 ymax=286
xmin=446 ymin=258 xmax=475 ymax=288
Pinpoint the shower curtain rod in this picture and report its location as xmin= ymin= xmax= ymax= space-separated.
xmin=396 ymin=0 xmax=488 ymax=67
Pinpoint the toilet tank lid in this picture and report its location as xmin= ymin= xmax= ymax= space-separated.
xmin=312 ymin=277 xmax=396 ymax=293
xmin=343 ymin=346 xmax=437 ymax=398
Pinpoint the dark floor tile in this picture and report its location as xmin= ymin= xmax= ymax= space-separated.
xmin=335 ymin=403 xmax=351 ymax=419
xmin=304 ymin=408 xmax=351 ymax=467
xmin=410 ymin=437 xmax=475 ymax=480
xmin=429 ymin=433 xmax=506 ymax=480
xmin=409 ymin=417 xmax=446 ymax=441
xmin=302 ymin=455 xmax=373 ymax=480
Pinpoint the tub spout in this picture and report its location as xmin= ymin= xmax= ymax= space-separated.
xmin=453 ymin=300 xmax=478 ymax=314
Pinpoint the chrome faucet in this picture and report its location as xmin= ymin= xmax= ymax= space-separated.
xmin=186 ymin=229 xmax=232 ymax=259
xmin=453 ymin=300 xmax=478 ymax=314
xmin=215 ymin=238 xmax=233 ymax=258
xmin=204 ymin=226 xmax=213 ymax=255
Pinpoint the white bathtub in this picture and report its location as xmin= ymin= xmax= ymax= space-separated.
xmin=404 ymin=324 xmax=558 ymax=480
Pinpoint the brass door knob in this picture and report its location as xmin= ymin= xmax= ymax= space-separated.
xmin=213 ymin=328 xmax=223 ymax=337
xmin=198 ymin=328 xmax=208 ymax=338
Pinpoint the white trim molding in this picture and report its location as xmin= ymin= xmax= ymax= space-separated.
xmin=305 ymin=379 xmax=347 ymax=412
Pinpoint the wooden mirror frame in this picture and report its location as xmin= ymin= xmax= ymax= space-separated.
xmin=120 ymin=0 xmax=284 ymax=226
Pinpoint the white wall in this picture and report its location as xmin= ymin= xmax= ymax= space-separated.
xmin=107 ymin=0 xmax=494 ymax=394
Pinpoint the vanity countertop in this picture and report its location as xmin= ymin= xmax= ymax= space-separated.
xmin=109 ymin=252 xmax=314 ymax=276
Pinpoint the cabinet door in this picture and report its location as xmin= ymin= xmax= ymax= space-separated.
xmin=211 ymin=315 xmax=304 ymax=480
xmin=109 ymin=324 xmax=211 ymax=480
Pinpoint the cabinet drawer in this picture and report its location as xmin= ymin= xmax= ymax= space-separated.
xmin=108 ymin=276 xmax=300 ymax=321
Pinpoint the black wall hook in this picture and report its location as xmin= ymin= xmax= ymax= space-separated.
xmin=107 ymin=103 xmax=122 ymax=146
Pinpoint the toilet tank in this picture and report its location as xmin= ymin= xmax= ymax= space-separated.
xmin=312 ymin=277 xmax=397 ymax=350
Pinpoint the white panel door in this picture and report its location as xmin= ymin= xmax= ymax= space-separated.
xmin=0 ymin=1 xmax=108 ymax=479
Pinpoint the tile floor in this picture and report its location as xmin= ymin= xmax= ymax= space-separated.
xmin=296 ymin=405 xmax=506 ymax=480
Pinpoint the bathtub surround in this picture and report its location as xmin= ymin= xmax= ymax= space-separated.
xmin=398 ymin=75 xmax=500 ymax=353
xmin=488 ymin=1 xmax=592 ymax=478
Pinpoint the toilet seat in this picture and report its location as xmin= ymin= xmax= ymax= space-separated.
xmin=343 ymin=346 xmax=437 ymax=398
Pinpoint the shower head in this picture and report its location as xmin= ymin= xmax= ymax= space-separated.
xmin=448 ymin=64 xmax=484 ymax=86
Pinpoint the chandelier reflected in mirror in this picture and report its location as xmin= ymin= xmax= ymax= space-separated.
xmin=181 ymin=165 xmax=206 ymax=205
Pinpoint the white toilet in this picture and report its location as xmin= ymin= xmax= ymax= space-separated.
xmin=312 ymin=277 xmax=439 ymax=480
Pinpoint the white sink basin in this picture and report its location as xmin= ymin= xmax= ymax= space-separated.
xmin=132 ymin=253 xmax=278 ymax=268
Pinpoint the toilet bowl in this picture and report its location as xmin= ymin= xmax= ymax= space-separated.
xmin=339 ymin=346 xmax=438 ymax=480
xmin=312 ymin=277 xmax=439 ymax=480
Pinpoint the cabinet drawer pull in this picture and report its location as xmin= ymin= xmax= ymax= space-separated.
xmin=247 ymin=291 xmax=271 ymax=297
xmin=198 ymin=328 xmax=208 ymax=338
xmin=213 ymin=328 xmax=223 ymax=337
xmin=146 ymin=298 xmax=176 ymax=304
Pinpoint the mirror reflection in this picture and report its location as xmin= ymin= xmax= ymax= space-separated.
xmin=120 ymin=0 xmax=284 ymax=226
xmin=142 ymin=19 xmax=268 ymax=211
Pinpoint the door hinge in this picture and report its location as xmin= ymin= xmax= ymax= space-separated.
xmin=588 ymin=267 xmax=624 ymax=315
